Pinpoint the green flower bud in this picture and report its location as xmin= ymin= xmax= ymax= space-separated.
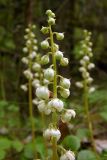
xmin=32 ymin=63 xmax=41 ymax=72
xmin=44 ymin=68 xmax=54 ymax=81
xmin=60 ymin=57 xmax=69 ymax=66
xmin=41 ymin=55 xmax=49 ymax=65
xmin=41 ymin=26 xmax=49 ymax=34
xmin=55 ymin=51 xmax=63 ymax=60
xmin=48 ymin=17 xmax=55 ymax=25
xmin=46 ymin=10 xmax=55 ymax=18
xmin=41 ymin=40 xmax=49 ymax=49
xmin=60 ymin=89 xmax=70 ymax=98
xmin=56 ymin=33 xmax=64 ymax=40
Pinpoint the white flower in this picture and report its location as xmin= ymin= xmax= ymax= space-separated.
xmin=56 ymin=33 xmax=64 ymax=40
xmin=41 ymin=40 xmax=49 ymax=49
xmin=21 ymin=57 xmax=29 ymax=64
xmin=29 ymin=51 xmax=37 ymax=59
xmin=83 ymin=55 xmax=89 ymax=62
xmin=89 ymin=87 xmax=95 ymax=93
xmin=41 ymin=26 xmax=49 ymax=34
xmin=46 ymin=10 xmax=55 ymax=18
xmin=80 ymin=59 xmax=85 ymax=66
xmin=60 ymin=150 xmax=75 ymax=160
xmin=41 ymin=55 xmax=49 ymax=65
xmin=61 ymin=109 xmax=76 ymax=123
xmin=32 ymin=63 xmax=41 ymax=72
xmin=43 ymin=128 xmax=61 ymax=141
xmin=88 ymin=63 xmax=95 ymax=70
xmin=20 ymin=84 xmax=27 ymax=92
xmin=43 ymin=79 xmax=50 ymax=85
xmin=60 ymin=89 xmax=70 ymax=98
xmin=26 ymin=40 xmax=31 ymax=45
xmin=37 ymin=100 xmax=46 ymax=112
xmin=60 ymin=57 xmax=69 ymax=66
xmin=79 ymin=67 xmax=86 ymax=73
xmin=36 ymin=86 xmax=50 ymax=100
xmin=23 ymin=47 xmax=28 ymax=53
xmin=75 ymin=82 xmax=83 ymax=88
xmin=55 ymin=51 xmax=63 ymax=60
xmin=54 ymin=44 xmax=59 ymax=51
xmin=44 ymin=68 xmax=54 ymax=81
xmin=60 ymin=78 xmax=71 ymax=89
xmin=23 ymin=69 xmax=33 ymax=79
xmin=33 ymin=39 xmax=37 ymax=44
xmin=82 ymin=72 xmax=89 ymax=79
xmin=33 ymin=46 xmax=38 ymax=51
xmin=48 ymin=98 xmax=64 ymax=112
xmin=86 ymin=77 xmax=93 ymax=84
xmin=32 ymin=99 xmax=39 ymax=105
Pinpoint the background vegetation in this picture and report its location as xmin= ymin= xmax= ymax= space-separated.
xmin=0 ymin=0 xmax=107 ymax=159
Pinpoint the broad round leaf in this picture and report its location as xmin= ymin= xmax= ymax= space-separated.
xmin=77 ymin=150 xmax=97 ymax=160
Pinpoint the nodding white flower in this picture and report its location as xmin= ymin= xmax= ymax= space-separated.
xmin=61 ymin=109 xmax=76 ymax=123
xmin=23 ymin=47 xmax=28 ymax=53
xmin=60 ymin=150 xmax=75 ymax=160
xmin=32 ymin=99 xmax=39 ymax=105
xmin=32 ymin=79 xmax=40 ymax=88
xmin=29 ymin=51 xmax=37 ymax=59
xmin=79 ymin=67 xmax=86 ymax=73
xmin=43 ymin=128 xmax=61 ymax=141
xmin=32 ymin=63 xmax=41 ymax=72
xmin=48 ymin=98 xmax=64 ymax=112
xmin=26 ymin=40 xmax=31 ymax=45
xmin=83 ymin=55 xmax=89 ymax=62
xmin=48 ymin=17 xmax=55 ymax=25
xmin=41 ymin=55 xmax=49 ymax=65
xmin=36 ymin=86 xmax=50 ymax=100
xmin=44 ymin=68 xmax=54 ymax=81
xmin=60 ymin=57 xmax=69 ymax=66
xmin=86 ymin=77 xmax=93 ymax=84
xmin=88 ymin=63 xmax=95 ymax=70
xmin=60 ymin=89 xmax=70 ymax=98
xmin=23 ymin=69 xmax=33 ymax=80
xmin=33 ymin=46 xmax=38 ymax=51
xmin=56 ymin=33 xmax=64 ymax=40
xmin=20 ymin=84 xmax=27 ymax=92
xmin=89 ymin=87 xmax=95 ymax=93
xmin=21 ymin=57 xmax=29 ymax=65
xmin=75 ymin=82 xmax=83 ymax=88
xmin=80 ymin=59 xmax=86 ymax=66
xmin=41 ymin=40 xmax=49 ymax=49
xmin=60 ymin=78 xmax=71 ymax=89
xmin=41 ymin=26 xmax=49 ymax=34
xmin=55 ymin=51 xmax=63 ymax=60
xmin=34 ymin=73 xmax=39 ymax=78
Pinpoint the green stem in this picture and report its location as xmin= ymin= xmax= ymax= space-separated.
xmin=84 ymin=80 xmax=100 ymax=160
xmin=49 ymin=25 xmax=58 ymax=160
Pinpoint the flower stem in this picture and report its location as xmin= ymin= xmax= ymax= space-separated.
xmin=84 ymin=80 xmax=100 ymax=160
xmin=49 ymin=25 xmax=58 ymax=160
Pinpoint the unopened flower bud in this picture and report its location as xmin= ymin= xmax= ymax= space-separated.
xmin=43 ymin=128 xmax=61 ymax=141
xmin=88 ymin=63 xmax=95 ymax=70
xmin=60 ymin=89 xmax=70 ymax=98
xmin=60 ymin=57 xmax=69 ymax=66
xmin=56 ymin=33 xmax=64 ymax=40
xmin=89 ymin=87 xmax=95 ymax=93
xmin=36 ymin=86 xmax=50 ymax=100
xmin=23 ymin=47 xmax=28 ymax=53
xmin=32 ymin=63 xmax=41 ymax=72
xmin=41 ymin=40 xmax=49 ymax=49
xmin=21 ymin=57 xmax=29 ymax=65
xmin=83 ymin=55 xmax=89 ymax=61
xmin=46 ymin=10 xmax=55 ymax=18
xmin=32 ymin=79 xmax=40 ymax=88
xmin=20 ymin=84 xmax=27 ymax=92
xmin=75 ymin=82 xmax=83 ymax=88
xmin=41 ymin=55 xmax=49 ymax=65
xmin=44 ymin=68 xmax=54 ymax=81
xmin=48 ymin=17 xmax=55 ymax=25
xmin=23 ymin=69 xmax=33 ymax=80
xmin=55 ymin=51 xmax=63 ymax=60
xmin=41 ymin=26 xmax=49 ymax=34
xmin=60 ymin=78 xmax=71 ymax=89
xmin=61 ymin=109 xmax=76 ymax=123
xmin=48 ymin=98 xmax=64 ymax=112
xmin=29 ymin=51 xmax=37 ymax=59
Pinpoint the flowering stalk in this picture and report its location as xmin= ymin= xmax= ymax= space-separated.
xmin=36 ymin=9 xmax=76 ymax=160
xmin=75 ymin=30 xmax=99 ymax=159
xmin=21 ymin=24 xmax=38 ymax=159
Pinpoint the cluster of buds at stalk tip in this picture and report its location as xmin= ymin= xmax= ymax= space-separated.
xmin=35 ymin=9 xmax=76 ymax=159
xmin=75 ymin=29 xmax=95 ymax=93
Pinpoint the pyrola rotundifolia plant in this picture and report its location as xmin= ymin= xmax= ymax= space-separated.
xmin=21 ymin=24 xmax=38 ymax=158
xmin=35 ymin=10 xmax=76 ymax=160
xmin=75 ymin=30 xmax=99 ymax=159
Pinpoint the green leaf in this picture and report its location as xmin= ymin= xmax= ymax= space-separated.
xmin=100 ymin=112 xmax=107 ymax=121
xmin=77 ymin=150 xmax=97 ymax=160
xmin=76 ymin=128 xmax=90 ymax=140
xmin=24 ymin=142 xmax=34 ymax=159
xmin=0 ymin=150 xmax=6 ymax=160
xmin=62 ymin=135 xmax=80 ymax=151
xmin=12 ymin=140 xmax=24 ymax=152
xmin=0 ymin=138 xmax=11 ymax=150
